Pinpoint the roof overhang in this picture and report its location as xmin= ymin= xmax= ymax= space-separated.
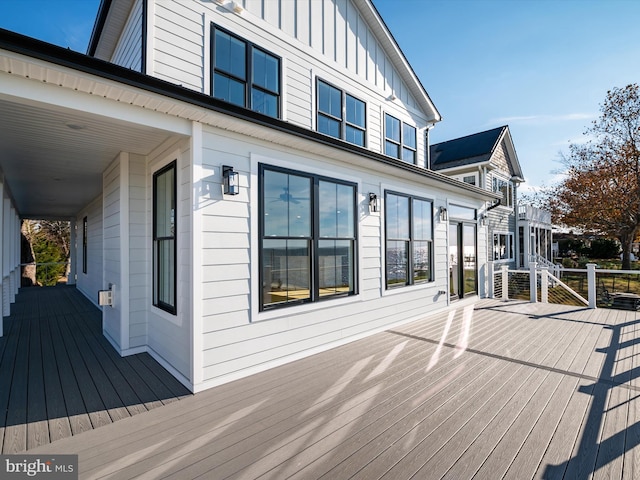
xmin=0 ymin=28 xmax=492 ymax=219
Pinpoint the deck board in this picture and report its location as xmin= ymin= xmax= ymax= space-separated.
xmin=0 ymin=285 xmax=190 ymax=454
xmin=21 ymin=298 xmax=640 ymax=480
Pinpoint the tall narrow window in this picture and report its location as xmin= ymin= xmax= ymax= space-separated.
xmin=153 ymin=162 xmax=177 ymax=314
xmin=317 ymin=79 xmax=366 ymax=146
xmin=212 ymin=25 xmax=281 ymax=118
xmin=385 ymin=192 xmax=433 ymax=288
xmin=384 ymin=114 xmax=417 ymax=164
xmin=82 ymin=216 xmax=87 ymax=274
xmin=260 ymin=165 xmax=357 ymax=310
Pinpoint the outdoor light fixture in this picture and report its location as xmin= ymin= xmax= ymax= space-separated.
xmin=231 ymin=1 xmax=243 ymax=13
xmin=223 ymin=165 xmax=239 ymax=195
xmin=439 ymin=206 xmax=447 ymax=222
xmin=369 ymin=193 xmax=380 ymax=213
xmin=479 ymin=214 xmax=487 ymax=226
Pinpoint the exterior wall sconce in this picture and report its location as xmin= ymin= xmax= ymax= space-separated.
xmin=439 ymin=206 xmax=447 ymax=222
xmin=223 ymin=165 xmax=239 ymax=195
xmin=479 ymin=214 xmax=487 ymax=226
xmin=369 ymin=193 xmax=380 ymax=213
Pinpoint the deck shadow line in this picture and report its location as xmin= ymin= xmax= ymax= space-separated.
xmin=386 ymin=329 xmax=640 ymax=393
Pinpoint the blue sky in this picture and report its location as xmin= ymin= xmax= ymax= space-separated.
xmin=1 ymin=0 xmax=639 ymax=191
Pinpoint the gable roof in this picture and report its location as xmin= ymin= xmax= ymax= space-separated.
xmin=88 ymin=0 xmax=441 ymax=123
xmin=430 ymin=125 xmax=524 ymax=180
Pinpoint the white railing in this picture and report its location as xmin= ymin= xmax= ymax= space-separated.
xmin=517 ymin=204 xmax=552 ymax=224
xmin=528 ymin=253 xmax=562 ymax=277
xmin=489 ymin=262 xmax=640 ymax=310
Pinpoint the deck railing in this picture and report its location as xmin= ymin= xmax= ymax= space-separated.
xmin=489 ymin=262 xmax=640 ymax=310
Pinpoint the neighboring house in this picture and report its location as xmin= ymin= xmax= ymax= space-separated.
xmin=0 ymin=0 xmax=499 ymax=392
xmin=430 ymin=126 xmax=554 ymax=271
xmin=430 ymin=126 xmax=524 ymax=271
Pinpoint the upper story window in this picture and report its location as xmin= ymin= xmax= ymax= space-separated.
xmin=492 ymin=177 xmax=514 ymax=207
xmin=212 ymin=26 xmax=281 ymax=118
xmin=462 ymin=175 xmax=476 ymax=186
xmin=384 ymin=114 xmax=417 ymax=164
xmin=316 ymin=79 xmax=366 ymax=147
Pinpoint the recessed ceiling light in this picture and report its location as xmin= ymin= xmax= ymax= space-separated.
xmin=65 ymin=123 xmax=87 ymax=130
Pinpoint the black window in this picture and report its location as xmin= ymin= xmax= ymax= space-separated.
xmin=317 ymin=79 xmax=366 ymax=147
xmin=82 ymin=216 xmax=87 ymax=274
xmin=153 ymin=162 xmax=177 ymax=314
xmin=492 ymin=177 xmax=513 ymax=207
xmin=385 ymin=192 xmax=433 ymax=288
xmin=260 ymin=165 xmax=357 ymax=310
xmin=212 ymin=25 xmax=280 ymax=118
xmin=384 ymin=113 xmax=417 ymax=164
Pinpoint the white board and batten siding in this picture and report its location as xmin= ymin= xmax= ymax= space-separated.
xmin=149 ymin=0 xmax=431 ymax=165
xmin=194 ymin=125 xmax=483 ymax=390
xmin=75 ymin=194 xmax=104 ymax=307
xmin=110 ymin=0 xmax=144 ymax=71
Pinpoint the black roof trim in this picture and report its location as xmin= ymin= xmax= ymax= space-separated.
xmin=0 ymin=27 xmax=493 ymax=199
xmin=87 ymin=0 xmax=112 ymax=56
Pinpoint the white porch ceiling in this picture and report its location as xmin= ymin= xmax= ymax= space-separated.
xmin=0 ymin=95 xmax=175 ymax=219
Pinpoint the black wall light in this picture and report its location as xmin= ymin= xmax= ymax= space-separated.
xmin=223 ymin=165 xmax=239 ymax=195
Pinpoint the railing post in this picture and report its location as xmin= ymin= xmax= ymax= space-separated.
xmin=587 ymin=263 xmax=597 ymax=309
xmin=530 ymin=262 xmax=538 ymax=303
xmin=501 ymin=265 xmax=509 ymax=301
xmin=488 ymin=261 xmax=494 ymax=299
xmin=540 ymin=267 xmax=549 ymax=303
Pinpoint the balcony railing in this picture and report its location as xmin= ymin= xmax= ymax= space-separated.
xmin=490 ymin=262 xmax=640 ymax=310
xmin=517 ymin=204 xmax=551 ymax=224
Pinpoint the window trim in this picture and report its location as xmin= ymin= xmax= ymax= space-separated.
xmin=384 ymin=113 xmax=417 ymax=164
xmin=316 ymin=78 xmax=366 ymax=147
xmin=210 ymin=23 xmax=282 ymax=118
xmin=493 ymin=231 xmax=515 ymax=262
xmin=82 ymin=216 xmax=87 ymax=274
xmin=153 ymin=160 xmax=177 ymax=315
xmin=259 ymin=164 xmax=358 ymax=311
xmin=384 ymin=190 xmax=434 ymax=289
xmin=492 ymin=176 xmax=514 ymax=208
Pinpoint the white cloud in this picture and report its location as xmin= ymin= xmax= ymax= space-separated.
xmin=489 ymin=113 xmax=594 ymax=125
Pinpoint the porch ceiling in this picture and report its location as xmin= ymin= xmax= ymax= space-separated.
xmin=0 ymin=94 xmax=174 ymax=219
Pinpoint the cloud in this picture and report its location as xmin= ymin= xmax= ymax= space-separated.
xmin=489 ymin=113 xmax=594 ymax=125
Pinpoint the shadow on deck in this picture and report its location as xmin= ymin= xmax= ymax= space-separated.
xmin=0 ymin=285 xmax=191 ymax=454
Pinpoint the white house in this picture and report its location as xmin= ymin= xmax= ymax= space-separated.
xmin=0 ymin=0 xmax=499 ymax=392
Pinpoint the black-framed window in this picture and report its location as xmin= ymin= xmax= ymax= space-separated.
xmin=385 ymin=192 xmax=433 ymax=288
xmin=211 ymin=25 xmax=281 ymax=118
xmin=260 ymin=165 xmax=357 ymax=310
xmin=316 ymin=79 xmax=366 ymax=147
xmin=384 ymin=114 xmax=416 ymax=163
xmin=82 ymin=216 xmax=87 ymax=274
xmin=153 ymin=161 xmax=177 ymax=314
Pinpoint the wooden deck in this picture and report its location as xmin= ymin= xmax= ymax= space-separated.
xmin=0 ymin=285 xmax=191 ymax=454
xmin=26 ymin=298 xmax=640 ymax=479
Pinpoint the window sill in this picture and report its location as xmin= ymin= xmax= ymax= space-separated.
xmin=253 ymin=294 xmax=361 ymax=323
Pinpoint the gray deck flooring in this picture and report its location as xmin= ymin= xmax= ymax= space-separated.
xmin=26 ymin=298 xmax=640 ymax=479
xmin=0 ymin=285 xmax=191 ymax=454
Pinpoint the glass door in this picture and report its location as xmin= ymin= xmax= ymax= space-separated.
xmin=449 ymin=222 xmax=477 ymax=300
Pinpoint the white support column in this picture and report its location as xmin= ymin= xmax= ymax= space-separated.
xmin=11 ymin=207 xmax=17 ymax=301
xmin=540 ymin=267 xmax=549 ymax=304
xmin=501 ymin=265 xmax=509 ymax=301
xmin=587 ymin=263 xmax=598 ymax=309
xmin=530 ymin=262 xmax=538 ymax=303
xmin=3 ymin=197 xmax=10 ymax=317
xmin=487 ymin=261 xmax=495 ymax=299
